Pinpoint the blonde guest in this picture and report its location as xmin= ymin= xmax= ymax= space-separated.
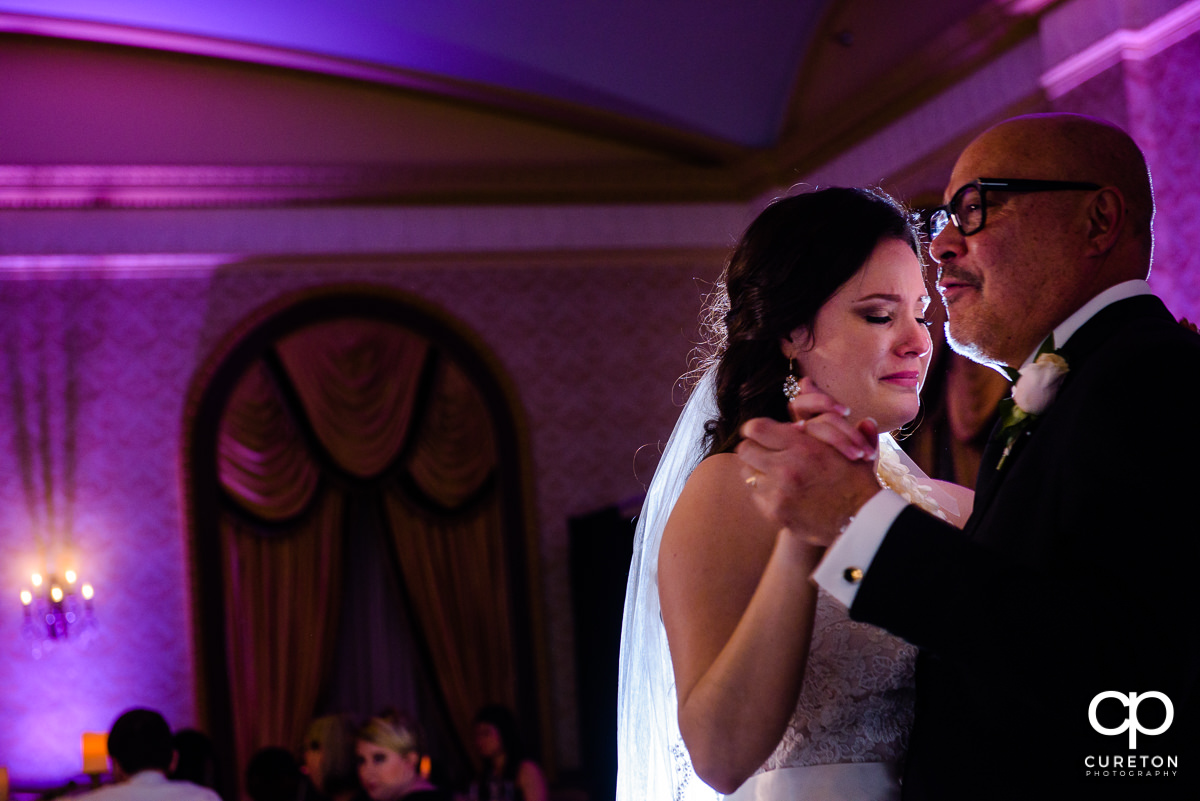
xmin=356 ymin=713 xmax=446 ymax=801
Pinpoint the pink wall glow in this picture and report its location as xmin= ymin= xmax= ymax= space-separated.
xmin=0 ymin=255 xmax=715 ymax=783
xmin=1054 ymin=25 xmax=1200 ymax=321
xmin=0 ymin=278 xmax=212 ymax=783
xmin=2 ymin=2 xmax=1199 ymax=786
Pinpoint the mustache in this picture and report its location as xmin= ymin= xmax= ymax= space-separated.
xmin=937 ymin=265 xmax=982 ymax=288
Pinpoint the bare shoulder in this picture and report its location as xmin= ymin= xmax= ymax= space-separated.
xmin=517 ymin=759 xmax=546 ymax=781
xmin=676 ymin=452 xmax=757 ymax=512
xmin=663 ymin=453 xmax=771 ymax=548
xmin=516 ymin=759 xmax=548 ymax=801
xmin=659 ymin=452 xmax=779 ymax=617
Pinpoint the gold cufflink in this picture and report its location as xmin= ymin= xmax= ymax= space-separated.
xmin=843 ymin=567 xmax=863 ymax=584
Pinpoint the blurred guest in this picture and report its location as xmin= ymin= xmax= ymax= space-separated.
xmin=469 ymin=706 xmax=545 ymax=801
xmin=170 ymin=729 xmax=219 ymax=790
xmin=356 ymin=712 xmax=446 ymax=801
xmin=301 ymin=715 xmax=359 ymax=801
xmin=78 ymin=708 xmax=221 ymax=801
xmin=246 ymin=747 xmax=303 ymax=801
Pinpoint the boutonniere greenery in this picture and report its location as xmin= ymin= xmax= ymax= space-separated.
xmin=994 ymin=336 xmax=1069 ymax=470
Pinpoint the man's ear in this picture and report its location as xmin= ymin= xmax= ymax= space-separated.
xmin=1085 ymin=187 xmax=1126 ymax=256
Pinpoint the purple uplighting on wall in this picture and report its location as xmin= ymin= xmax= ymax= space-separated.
xmin=0 ymin=279 xmax=206 ymax=782
xmin=0 ymin=0 xmax=1198 ymax=788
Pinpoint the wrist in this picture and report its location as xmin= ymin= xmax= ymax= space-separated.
xmin=776 ymin=527 xmax=827 ymax=565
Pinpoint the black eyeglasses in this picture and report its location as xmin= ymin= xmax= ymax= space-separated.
xmin=927 ymin=178 xmax=1102 ymax=239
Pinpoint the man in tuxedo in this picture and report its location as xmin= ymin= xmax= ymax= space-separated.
xmin=737 ymin=113 xmax=1200 ymax=798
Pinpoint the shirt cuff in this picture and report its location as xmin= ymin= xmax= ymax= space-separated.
xmin=812 ymin=489 xmax=908 ymax=608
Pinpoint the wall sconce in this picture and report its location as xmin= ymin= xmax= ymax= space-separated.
xmin=20 ymin=568 xmax=96 ymax=657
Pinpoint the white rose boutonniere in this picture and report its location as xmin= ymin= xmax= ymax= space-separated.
xmin=1011 ymin=353 xmax=1069 ymax=415
xmin=994 ymin=347 xmax=1069 ymax=470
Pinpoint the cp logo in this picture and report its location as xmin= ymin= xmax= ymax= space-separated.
xmin=1088 ymin=691 xmax=1174 ymax=749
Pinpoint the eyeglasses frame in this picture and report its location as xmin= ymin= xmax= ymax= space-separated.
xmin=928 ymin=178 xmax=1103 ymax=239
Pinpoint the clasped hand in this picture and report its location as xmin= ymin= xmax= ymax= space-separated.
xmin=735 ymin=378 xmax=884 ymax=547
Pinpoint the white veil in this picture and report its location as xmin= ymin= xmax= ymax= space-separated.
xmin=616 ymin=367 xmax=721 ymax=801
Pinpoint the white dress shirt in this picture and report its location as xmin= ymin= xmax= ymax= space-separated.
xmin=77 ymin=770 xmax=223 ymax=801
xmin=812 ymin=279 xmax=1154 ymax=606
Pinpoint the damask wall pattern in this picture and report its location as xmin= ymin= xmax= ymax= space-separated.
xmin=0 ymin=276 xmax=220 ymax=781
xmin=3 ymin=14 xmax=1199 ymax=787
xmin=1135 ymin=30 xmax=1200 ymax=314
xmin=1055 ymin=27 xmax=1200 ymax=320
xmin=0 ymin=252 xmax=723 ymax=781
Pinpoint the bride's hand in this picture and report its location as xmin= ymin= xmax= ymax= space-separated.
xmin=784 ymin=377 xmax=877 ymax=462
xmin=737 ymin=415 xmax=881 ymax=545
xmin=785 ymin=376 xmax=851 ymax=423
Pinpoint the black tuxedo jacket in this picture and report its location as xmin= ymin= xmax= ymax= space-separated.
xmin=852 ymin=295 xmax=1200 ymax=799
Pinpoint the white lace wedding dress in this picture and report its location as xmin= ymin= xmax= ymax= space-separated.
xmin=722 ymin=590 xmax=916 ymax=799
xmin=617 ymin=369 xmax=960 ymax=801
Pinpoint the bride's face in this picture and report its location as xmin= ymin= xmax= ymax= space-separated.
xmin=785 ymin=237 xmax=932 ymax=432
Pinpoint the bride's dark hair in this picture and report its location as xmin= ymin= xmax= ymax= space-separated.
xmin=702 ymin=186 xmax=923 ymax=456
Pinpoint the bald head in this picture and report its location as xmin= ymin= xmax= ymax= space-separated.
xmin=934 ymin=113 xmax=1157 ymax=367
xmin=957 ymin=113 xmax=1154 ymax=270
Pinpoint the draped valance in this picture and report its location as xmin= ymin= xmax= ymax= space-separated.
xmin=218 ymin=319 xmax=497 ymax=522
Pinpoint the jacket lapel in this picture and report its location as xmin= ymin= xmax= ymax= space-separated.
xmin=962 ymin=294 xmax=1172 ymax=534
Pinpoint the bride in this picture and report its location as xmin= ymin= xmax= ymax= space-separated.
xmin=616 ymin=187 xmax=973 ymax=800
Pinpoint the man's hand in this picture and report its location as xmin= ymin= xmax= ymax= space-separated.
xmin=736 ymin=409 xmax=882 ymax=548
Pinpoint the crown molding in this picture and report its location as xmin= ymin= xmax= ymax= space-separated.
xmin=1040 ymin=0 xmax=1200 ymax=98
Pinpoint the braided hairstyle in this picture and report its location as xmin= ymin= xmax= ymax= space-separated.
xmin=702 ymin=186 xmax=922 ymax=456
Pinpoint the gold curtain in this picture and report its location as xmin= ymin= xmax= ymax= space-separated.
xmin=215 ymin=317 xmax=514 ymax=778
xmin=221 ymin=489 xmax=345 ymax=773
xmin=218 ymin=361 xmax=319 ymax=521
xmin=386 ymin=358 xmax=512 ymax=746
xmin=276 ymin=319 xmax=430 ymax=478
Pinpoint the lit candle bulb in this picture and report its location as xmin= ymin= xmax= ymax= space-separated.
xmin=21 ymin=589 xmax=33 ymax=606
xmin=51 ymin=585 xmax=64 ymax=603
xmin=82 ymin=584 xmax=94 ymax=601
xmin=66 ymin=570 xmax=77 ymax=584
xmin=31 ymin=573 xmax=43 ymax=587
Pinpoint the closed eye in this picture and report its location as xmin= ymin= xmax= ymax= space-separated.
xmin=865 ymin=315 xmax=891 ymax=324
xmin=917 ymin=318 xmax=933 ymax=328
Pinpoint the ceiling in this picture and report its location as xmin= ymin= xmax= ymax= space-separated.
xmin=0 ymin=0 xmax=1053 ymax=204
xmin=0 ymin=0 xmax=829 ymax=148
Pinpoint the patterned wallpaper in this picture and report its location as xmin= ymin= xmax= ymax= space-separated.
xmin=0 ymin=252 xmax=722 ymax=782
xmin=1055 ymin=28 xmax=1200 ymax=321
xmin=0 ymin=277 xmax=218 ymax=781
xmin=2 ymin=16 xmax=1198 ymax=789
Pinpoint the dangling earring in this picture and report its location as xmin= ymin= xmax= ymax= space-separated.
xmin=782 ymin=358 xmax=801 ymax=401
